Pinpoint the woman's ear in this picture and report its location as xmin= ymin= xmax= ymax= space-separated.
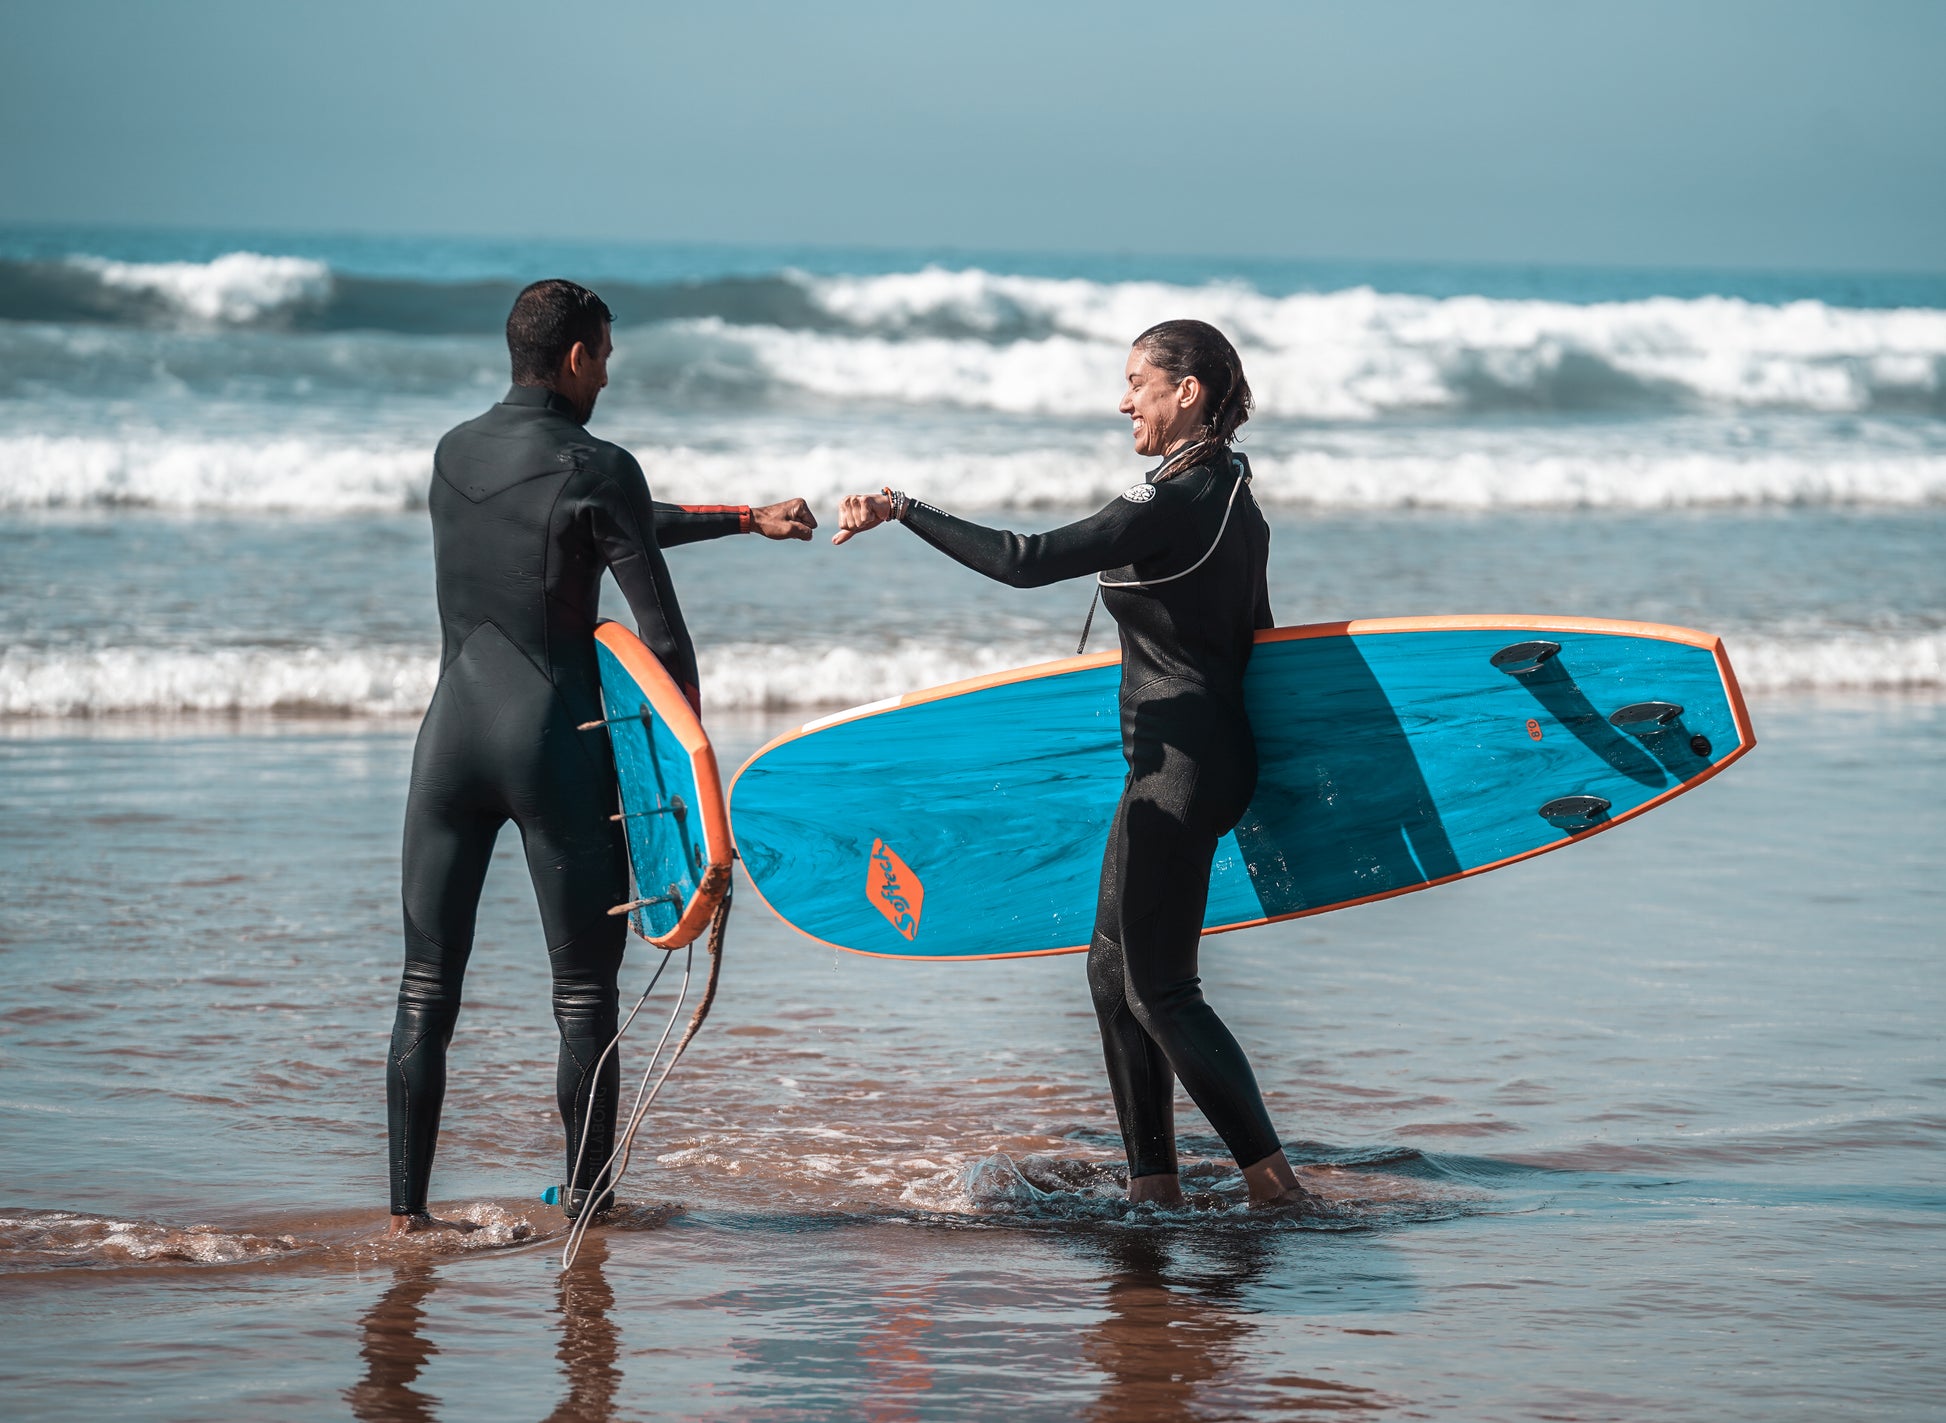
xmin=1177 ymin=374 xmax=1202 ymax=413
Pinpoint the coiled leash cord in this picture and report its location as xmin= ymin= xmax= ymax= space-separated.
xmin=560 ymin=892 xmax=730 ymax=1271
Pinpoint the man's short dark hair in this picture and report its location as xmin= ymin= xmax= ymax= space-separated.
xmin=507 ymin=279 xmax=615 ymax=385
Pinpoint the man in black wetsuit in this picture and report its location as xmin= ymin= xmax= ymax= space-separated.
xmin=387 ymin=280 xmax=814 ymax=1234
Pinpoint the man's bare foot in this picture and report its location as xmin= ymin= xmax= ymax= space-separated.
xmin=1128 ymin=1172 xmax=1184 ymax=1207
xmin=1240 ymin=1149 xmax=1310 ymax=1207
xmin=386 ymin=1212 xmax=480 ymax=1238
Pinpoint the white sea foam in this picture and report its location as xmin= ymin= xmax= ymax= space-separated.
xmin=763 ymin=269 xmax=1946 ymax=418
xmin=66 ymin=252 xmax=333 ymax=325
xmin=5 ymin=430 xmax=1942 ymax=513
xmin=18 ymin=254 xmax=1944 ymax=418
xmin=650 ymin=441 xmax=1946 ymax=512
xmin=695 ymin=639 xmax=1045 ymax=710
xmin=0 ymin=646 xmax=439 ymax=717
xmin=0 ymin=1211 xmax=308 ymax=1265
xmin=1730 ymin=631 xmax=1946 ymax=694
xmin=0 ymin=639 xmax=1046 ymax=718
xmin=0 ymin=434 xmax=428 ymax=511
xmin=3 ymin=632 xmax=1938 ymax=719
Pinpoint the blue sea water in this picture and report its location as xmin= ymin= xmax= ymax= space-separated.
xmin=1 ymin=224 xmax=1942 ymax=714
xmin=0 ymin=227 xmax=1941 ymax=1418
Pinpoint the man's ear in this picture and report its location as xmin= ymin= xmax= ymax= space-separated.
xmin=564 ymin=341 xmax=590 ymax=380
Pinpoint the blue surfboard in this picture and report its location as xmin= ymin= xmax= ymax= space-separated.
xmin=728 ymin=616 xmax=1756 ymax=960
xmin=591 ymin=622 xmax=734 ymax=949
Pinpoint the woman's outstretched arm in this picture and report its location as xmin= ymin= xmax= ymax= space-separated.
xmin=834 ymin=486 xmax=1180 ymax=589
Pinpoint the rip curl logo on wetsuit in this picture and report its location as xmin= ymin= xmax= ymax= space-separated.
xmin=867 ymin=838 xmax=925 ymax=942
xmin=1120 ymin=483 xmax=1156 ymax=503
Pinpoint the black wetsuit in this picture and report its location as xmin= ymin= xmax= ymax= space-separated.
xmin=901 ymin=450 xmax=1281 ymax=1179
xmin=389 ymin=384 xmax=748 ymax=1217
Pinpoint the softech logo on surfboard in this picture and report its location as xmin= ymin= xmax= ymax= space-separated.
xmin=867 ymin=839 xmax=924 ymax=941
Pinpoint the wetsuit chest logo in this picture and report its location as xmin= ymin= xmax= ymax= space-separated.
xmin=867 ymin=838 xmax=925 ymax=942
xmin=1120 ymin=483 xmax=1156 ymax=503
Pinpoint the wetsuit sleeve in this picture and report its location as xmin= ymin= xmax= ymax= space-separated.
xmin=585 ymin=454 xmax=702 ymax=697
xmin=900 ymin=492 xmax=1175 ymax=589
xmin=652 ymin=502 xmax=751 ymax=547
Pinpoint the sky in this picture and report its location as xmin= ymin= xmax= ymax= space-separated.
xmin=4 ymin=0 xmax=1943 ymax=271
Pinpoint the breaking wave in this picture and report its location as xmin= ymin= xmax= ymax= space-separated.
xmin=0 ymin=434 xmax=430 ymax=512
xmin=0 ymin=639 xmax=1048 ymax=718
xmin=5 ymin=253 xmax=1943 ymax=418
xmin=0 ymin=645 xmax=440 ymax=717
xmin=4 ymin=431 xmax=1942 ymax=513
xmin=4 ymin=631 xmax=1940 ymax=719
xmin=691 ymin=288 xmax=1946 ymax=418
xmin=0 ymin=253 xmax=336 ymax=328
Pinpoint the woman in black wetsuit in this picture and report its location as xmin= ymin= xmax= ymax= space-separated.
xmin=834 ymin=321 xmax=1303 ymax=1208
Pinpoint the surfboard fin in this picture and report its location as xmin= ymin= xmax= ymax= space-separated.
xmin=609 ymin=884 xmax=684 ymax=916
xmin=1491 ymin=641 xmax=1561 ymax=676
xmin=610 ymin=796 xmax=688 ymax=823
xmin=578 ymin=707 xmax=656 ymax=733
xmin=1539 ymin=794 xmax=1612 ymax=831
xmin=1608 ymin=701 xmax=1683 ymax=735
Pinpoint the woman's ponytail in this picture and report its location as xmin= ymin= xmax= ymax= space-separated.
xmin=1131 ymin=319 xmax=1252 ymax=473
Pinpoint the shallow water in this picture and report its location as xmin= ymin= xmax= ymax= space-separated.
xmin=1 ymin=697 xmax=1940 ymax=1419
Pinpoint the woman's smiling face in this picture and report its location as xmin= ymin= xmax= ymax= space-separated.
xmin=1118 ymin=347 xmax=1205 ymax=457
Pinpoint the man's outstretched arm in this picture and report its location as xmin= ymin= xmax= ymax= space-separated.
xmin=653 ymin=499 xmax=818 ymax=547
xmin=589 ymin=456 xmax=702 ymax=702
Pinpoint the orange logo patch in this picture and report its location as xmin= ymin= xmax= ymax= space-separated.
xmin=867 ymin=838 xmax=924 ymax=942
xmin=1526 ymin=718 xmax=1544 ymax=742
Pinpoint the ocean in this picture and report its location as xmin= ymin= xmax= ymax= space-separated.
xmin=0 ymin=228 xmax=1941 ymax=1419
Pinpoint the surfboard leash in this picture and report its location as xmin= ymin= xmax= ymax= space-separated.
xmin=560 ymin=886 xmax=730 ymax=1272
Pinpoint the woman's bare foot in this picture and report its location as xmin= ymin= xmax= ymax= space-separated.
xmin=385 ymin=1212 xmax=479 ymax=1238
xmin=1240 ymin=1149 xmax=1309 ymax=1207
xmin=1128 ymin=1172 xmax=1184 ymax=1207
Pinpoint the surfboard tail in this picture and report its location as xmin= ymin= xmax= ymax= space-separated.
xmin=592 ymin=621 xmax=735 ymax=951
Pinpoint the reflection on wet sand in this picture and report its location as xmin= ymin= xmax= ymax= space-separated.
xmin=856 ymin=1277 xmax=936 ymax=1423
xmin=346 ymin=1237 xmax=620 ymax=1423
xmin=1082 ymin=1232 xmax=1383 ymax=1420
xmin=346 ymin=1262 xmax=439 ymax=1423
xmin=545 ymin=1235 xmax=620 ymax=1423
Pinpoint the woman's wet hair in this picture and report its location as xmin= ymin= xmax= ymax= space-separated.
xmin=1132 ymin=319 xmax=1253 ymax=457
xmin=507 ymin=279 xmax=615 ymax=386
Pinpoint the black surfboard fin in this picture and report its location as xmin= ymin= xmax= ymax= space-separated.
xmin=1539 ymin=794 xmax=1612 ymax=831
xmin=1608 ymin=701 xmax=1683 ymax=735
xmin=1491 ymin=641 xmax=1561 ymax=676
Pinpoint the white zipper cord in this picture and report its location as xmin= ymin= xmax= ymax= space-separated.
xmin=1097 ymin=456 xmax=1247 ymax=590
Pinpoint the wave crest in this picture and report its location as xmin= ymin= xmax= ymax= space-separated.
xmin=0 ymin=253 xmax=336 ymax=328
xmin=4 ymin=433 xmax=1941 ymax=513
xmin=0 ymin=434 xmax=429 ymax=512
xmin=744 ymin=276 xmax=1946 ymax=418
xmin=7 ymin=254 xmax=1944 ymax=417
